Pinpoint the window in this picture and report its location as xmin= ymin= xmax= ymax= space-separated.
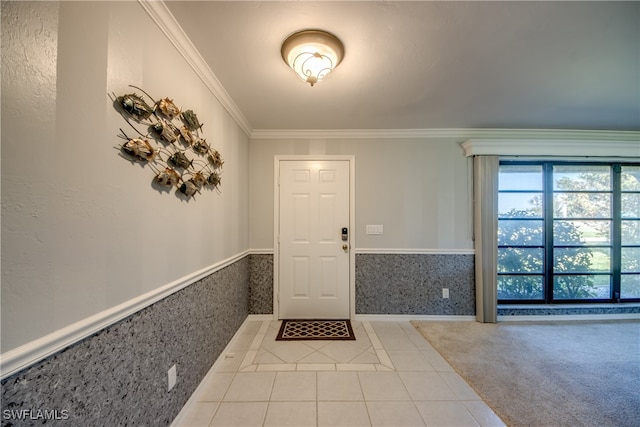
xmin=498 ymin=162 xmax=640 ymax=303
xmin=621 ymin=165 xmax=640 ymax=298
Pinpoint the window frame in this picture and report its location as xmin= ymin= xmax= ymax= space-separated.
xmin=498 ymin=160 xmax=640 ymax=304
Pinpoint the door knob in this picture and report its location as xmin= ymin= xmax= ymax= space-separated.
xmin=342 ymin=244 xmax=349 ymax=251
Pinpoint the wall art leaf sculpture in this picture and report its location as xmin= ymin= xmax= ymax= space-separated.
xmin=112 ymin=85 xmax=223 ymax=200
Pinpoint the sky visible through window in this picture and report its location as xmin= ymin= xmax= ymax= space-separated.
xmin=499 ymin=167 xmax=542 ymax=214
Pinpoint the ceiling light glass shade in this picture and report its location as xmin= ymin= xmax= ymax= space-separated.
xmin=281 ymin=30 xmax=344 ymax=87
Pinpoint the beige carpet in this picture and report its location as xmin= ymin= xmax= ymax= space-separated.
xmin=412 ymin=320 xmax=640 ymax=427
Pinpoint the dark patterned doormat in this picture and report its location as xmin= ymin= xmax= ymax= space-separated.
xmin=276 ymin=319 xmax=356 ymax=341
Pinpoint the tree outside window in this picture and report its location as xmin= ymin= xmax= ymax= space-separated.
xmin=498 ymin=163 xmax=640 ymax=303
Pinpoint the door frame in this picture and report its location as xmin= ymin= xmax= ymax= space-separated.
xmin=273 ymin=155 xmax=356 ymax=320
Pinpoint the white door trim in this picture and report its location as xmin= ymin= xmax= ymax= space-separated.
xmin=274 ymin=155 xmax=356 ymax=320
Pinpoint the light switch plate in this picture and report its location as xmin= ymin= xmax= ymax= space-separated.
xmin=366 ymin=225 xmax=383 ymax=235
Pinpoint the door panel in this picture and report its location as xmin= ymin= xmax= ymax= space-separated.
xmin=293 ymin=257 xmax=310 ymax=297
xmin=293 ymin=194 xmax=310 ymax=241
xmin=320 ymin=257 xmax=338 ymax=297
xmin=279 ymin=160 xmax=350 ymax=319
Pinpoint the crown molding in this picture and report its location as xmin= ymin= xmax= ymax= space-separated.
xmin=250 ymin=128 xmax=640 ymax=141
xmin=138 ymin=2 xmax=639 ymax=146
xmin=138 ymin=0 xmax=253 ymax=137
xmin=462 ymin=138 xmax=640 ymax=158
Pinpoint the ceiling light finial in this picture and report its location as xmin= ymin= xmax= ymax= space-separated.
xmin=281 ymin=29 xmax=344 ymax=87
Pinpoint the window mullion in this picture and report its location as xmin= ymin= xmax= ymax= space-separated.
xmin=612 ymin=164 xmax=622 ymax=302
xmin=544 ymin=162 xmax=555 ymax=303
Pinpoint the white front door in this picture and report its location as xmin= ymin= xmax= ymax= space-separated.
xmin=278 ymin=160 xmax=350 ymax=319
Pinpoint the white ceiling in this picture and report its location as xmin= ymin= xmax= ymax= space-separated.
xmin=165 ymin=1 xmax=640 ymax=132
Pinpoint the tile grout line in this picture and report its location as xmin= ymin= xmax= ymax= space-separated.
xmin=245 ymin=320 xmax=392 ymax=372
xmin=362 ymin=321 xmax=395 ymax=371
xmin=176 ymin=320 xmax=505 ymax=427
xmin=206 ymin=320 xmax=260 ymax=426
xmin=356 ymin=371 xmax=374 ymax=427
xmin=262 ymin=368 xmax=277 ymax=427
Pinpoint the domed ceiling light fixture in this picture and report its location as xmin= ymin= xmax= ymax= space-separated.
xmin=281 ymin=29 xmax=344 ymax=87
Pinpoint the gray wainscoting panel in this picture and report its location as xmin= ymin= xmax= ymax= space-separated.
xmin=1 ymin=257 xmax=249 ymax=426
xmin=355 ymin=253 xmax=475 ymax=315
xmin=249 ymin=254 xmax=274 ymax=314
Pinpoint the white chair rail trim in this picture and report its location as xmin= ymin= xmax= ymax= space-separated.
xmin=355 ymin=248 xmax=475 ymax=255
xmin=0 ymin=250 xmax=250 ymax=380
xmin=247 ymin=248 xmax=475 ymax=255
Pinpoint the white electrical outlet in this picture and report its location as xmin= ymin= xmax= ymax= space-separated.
xmin=168 ymin=364 xmax=177 ymax=392
xmin=442 ymin=288 xmax=450 ymax=299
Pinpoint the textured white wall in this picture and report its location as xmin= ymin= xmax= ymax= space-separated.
xmin=1 ymin=1 xmax=250 ymax=352
xmin=249 ymin=138 xmax=473 ymax=250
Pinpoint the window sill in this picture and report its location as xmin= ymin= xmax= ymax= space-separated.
xmin=497 ymin=303 xmax=640 ymax=319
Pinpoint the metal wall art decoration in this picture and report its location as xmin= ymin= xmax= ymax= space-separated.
xmin=112 ymin=86 xmax=223 ymax=200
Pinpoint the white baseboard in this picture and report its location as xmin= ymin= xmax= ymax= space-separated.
xmin=170 ymin=314 xmax=256 ymax=427
xmin=241 ymin=314 xmax=476 ymax=322
xmin=246 ymin=314 xmax=276 ymax=321
xmin=355 ymin=314 xmax=476 ymax=322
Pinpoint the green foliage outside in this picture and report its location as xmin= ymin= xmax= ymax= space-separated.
xmin=498 ymin=209 xmax=598 ymax=299
xmin=498 ymin=166 xmax=640 ymax=301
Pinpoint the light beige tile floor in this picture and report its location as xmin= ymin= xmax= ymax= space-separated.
xmin=172 ymin=320 xmax=505 ymax=427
